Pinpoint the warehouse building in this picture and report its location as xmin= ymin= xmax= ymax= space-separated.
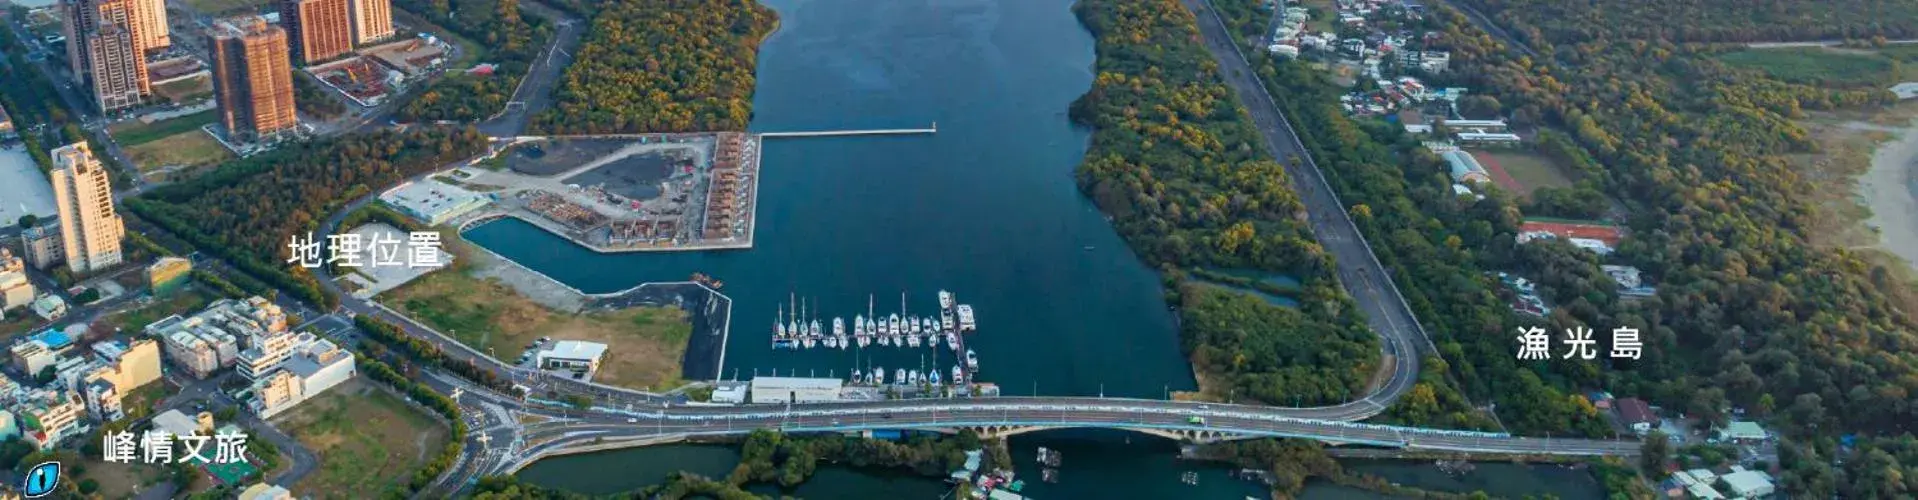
xmin=748 ymin=376 xmax=843 ymax=404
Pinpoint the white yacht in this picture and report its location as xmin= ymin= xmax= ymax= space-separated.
xmin=951 ymin=365 xmax=963 ymax=385
xmin=956 ymin=304 xmax=977 ymax=332
xmin=965 ymin=349 xmax=979 ymax=370
xmin=895 ymin=368 xmax=907 ymax=384
xmin=939 ymin=290 xmax=955 ymax=311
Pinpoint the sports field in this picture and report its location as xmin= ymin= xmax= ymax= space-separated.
xmin=1473 ymin=150 xmax=1576 ymax=197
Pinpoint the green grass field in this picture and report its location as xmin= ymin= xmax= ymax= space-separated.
xmin=105 ymin=286 xmax=214 ymax=332
xmin=124 ymin=131 xmax=233 ymax=174
xmin=109 ymin=111 xmax=220 ymax=146
xmin=1484 ymin=150 xmax=1577 ymax=195
xmin=280 ymin=379 xmax=449 ymax=499
xmin=1716 ymin=47 xmax=1918 ymax=88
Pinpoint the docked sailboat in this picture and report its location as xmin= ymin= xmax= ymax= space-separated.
xmin=894 ymin=368 xmax=907 ymax=385
xmin=927 ymin=329 xmax=941 ymax=348
xmin=773 ymin=306 xmax=797 ymax=349
xmin=929 ymin=369 xmax=941 ymax=386
xmin=833 ymin=317 xmax=845 ymax=337
xmin=947 ymin=332 xmax=960 ymax=352
xmin=875 ymin=367 xmax=886 ymax=385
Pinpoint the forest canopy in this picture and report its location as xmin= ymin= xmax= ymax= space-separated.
xmin=1071 ymin=0 xmax=1381 ymax=406
xmin=531 ymin=0 xmax=777 ymax=134
xmin=125 ymin=128 xmax=490 ymax=308
xmin=394 ymin=0 xmax=547 ymax=122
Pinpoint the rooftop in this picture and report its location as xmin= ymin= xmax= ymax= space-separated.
xmin=29 ymin=329 xmax=73 ymax=350
xmin=749 ymin=376 xmax=844 ymax=390
xmin=543 ymin=340 xmax=608 ymax=361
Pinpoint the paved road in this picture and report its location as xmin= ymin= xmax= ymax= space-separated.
xmin=476 ymin=0 xmax=585 ymax=138
xmin=2 ymin=17 xmax=148 ymax=191
xmin=1183 ymin=0 xmax=1429 ymax=418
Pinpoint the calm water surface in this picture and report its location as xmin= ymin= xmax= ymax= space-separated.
xmin=493 ymin=0 xmax=1603 ymax=497
xmin=466 ymin=0 xmax=1193 ymax=398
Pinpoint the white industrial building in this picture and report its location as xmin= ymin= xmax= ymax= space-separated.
xmin=748 ymin=376 xmax=843 ymax=404
xmin=380 ymin=179 xmax=490 ymax=225
xmin=535 ymin=341 xmax=608 ymax=376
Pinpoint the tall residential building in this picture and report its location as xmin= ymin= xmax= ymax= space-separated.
xmin=348 ymin=0 xmax=393 ymax=45
xmin=209 ymin=17 xmax=298 ymax=141
xmin=131 ymin=0 xmax=169 ymax=52
xmin=49 ymin=143 xmax=126 ymax=274
xmin=61 ymin=0 xmax=151 ymax=112
xmin=280 ymin=0 xmax=353 ymax=65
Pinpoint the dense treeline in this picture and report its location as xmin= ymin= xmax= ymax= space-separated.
xmin=1428 ymin=0 xmax=1918 ymax=485
xmin=1180 ymin=283 xmax=1377 ymax=405
xmin=531 ymin=0 xmax=776 ymax=134
xmin=1222 ymin=0 xmax=1918 ymax=493
xmin=1071 ymin=0 xmax=1383 ymax=405
xmin=1241 ymin=53 xmax=1608 ymax=436
xmin=395 ymin=0 xmax=547 ymax=122
xmin=354 ymin=315 xmax=520 ymax=394
xmin=731 ymin=429 xmax=979 ymax=487
xmin=124 ymin=127 xmax=489 ymax=309
xmin=292 ymin=75 xmax=347 ymax=120
xmin=1462 ymin=0 xmax=1918 ymax=45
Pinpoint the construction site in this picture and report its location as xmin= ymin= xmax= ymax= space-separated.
xmin=448 ymin=133 xmax=762 ymax=253
xmin=308 ymin=57 xmax=403 ymax=107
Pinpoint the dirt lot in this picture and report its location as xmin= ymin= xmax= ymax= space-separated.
xmin=153 ymin=75 xmax=214 ymax=103
xmin=277 ymin=378 xmax=450 ymax=499
xmin=381 ymin=264 xmax=694 ymax=390
xmin=77 ymin=459 xmax=169 ymax=499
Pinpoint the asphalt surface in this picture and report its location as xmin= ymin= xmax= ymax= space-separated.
xmin=476 ymin=1 xmax=584 ymax=138
xmin=1183 ymin=0 xmax=1428 ymax=418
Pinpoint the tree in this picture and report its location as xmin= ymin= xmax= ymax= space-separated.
xmin=1640 ymin=431 xmax=1671 ymax=475
xmin=16 ymin=214 xmax=35 ymax=229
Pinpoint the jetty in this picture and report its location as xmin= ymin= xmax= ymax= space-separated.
xmin=758 ymin=123 xmax=937 ymax=138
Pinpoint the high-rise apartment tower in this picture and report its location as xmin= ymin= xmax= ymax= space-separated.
xmin=49 ymin=143 xmax=126 ymax=274
xmin=210 ymin=17 xmax=298 ymax=141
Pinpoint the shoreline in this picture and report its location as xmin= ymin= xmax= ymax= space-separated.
xmin=1858 ymin=113 xmax=1918 ymax=271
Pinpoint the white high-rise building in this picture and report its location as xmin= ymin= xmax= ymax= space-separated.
xmin=49 ymin=143 xmax=126 ymax=274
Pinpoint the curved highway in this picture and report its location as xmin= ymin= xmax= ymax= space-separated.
xmin=1182 ymin=0 xmax=1434 ymax=417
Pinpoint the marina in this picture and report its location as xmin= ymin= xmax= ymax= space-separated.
xmin=768 ymin=289 xmax=981 ymax=393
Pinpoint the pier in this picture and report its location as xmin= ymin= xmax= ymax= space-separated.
xmin=758 ymin=123 xmax=938 ymax=138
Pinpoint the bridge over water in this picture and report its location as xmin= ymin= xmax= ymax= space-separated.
xmin=489 ymin=396 xmax=1640 ymax=475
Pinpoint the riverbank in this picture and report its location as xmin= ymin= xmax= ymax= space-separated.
xmin=1859 ymin=109 xmax=1918 ymax=271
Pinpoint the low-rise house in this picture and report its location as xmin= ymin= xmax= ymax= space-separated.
xmin=1615 ymin=397 xmax=1657 ymax=433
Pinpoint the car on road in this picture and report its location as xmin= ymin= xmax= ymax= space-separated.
xmin=626 ymin=418 xmax=637 ymax=423
xmin=1188 ymin=416 xmax=1207 ymax=426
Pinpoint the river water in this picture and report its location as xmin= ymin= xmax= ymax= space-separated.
xmin=517 ymin=435 xmax=1605 ymax=499
xmin=483 ymin=0 xmax=1605 ymax=496
xmin=465 ymin=0 xmax=1194 ymax=398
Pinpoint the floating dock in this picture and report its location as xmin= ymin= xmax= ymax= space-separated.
xmin=757 ymin=123 xmax=937 ymax=138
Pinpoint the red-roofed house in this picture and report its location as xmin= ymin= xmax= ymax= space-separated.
xmin=1616 ymin=397 xmax=1657 ymax=434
